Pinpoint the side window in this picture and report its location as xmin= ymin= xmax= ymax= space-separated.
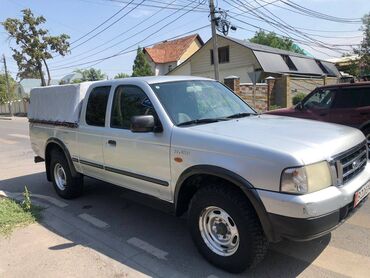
xmin=86 ymin=86 xmax=111 ymax=127
xmin=333 ymin=88 xmax=367 ymax=108
xmin=303 ymin=89 xmax=335 ymax=109
xmin=111 ymin=85 xmax=154 ymax=129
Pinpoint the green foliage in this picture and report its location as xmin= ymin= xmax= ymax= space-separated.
xmin=73 ymin=68 xmax=106 ymax=82
xmin=354 ymin=13 xmax=370 ymax=77
xmin=250 ymin=31 xmax=306 ymax=55
xmin=269 ymin=104 xmax=281 ymax=111
xmin=0 ymin=192 xmax=40 ymax=236
xmin=292 ymin=92 xmax=306 ymax=105
xmin=2 ymin=9 xmax=70 ymax=86
xmin=132 ymin=47 xmax=153 ymax=77
xmin=0 ymin=73 xmax=17 ymax=104
xmin=114 ymin=72 xmax=130 ymax=79
xmin=21 ymin=186 xmax=31 ymax=212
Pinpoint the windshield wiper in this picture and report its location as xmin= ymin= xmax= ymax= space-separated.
xmin=177 ymin=118 xmax=227 ymax=127
xmin=226 ymin=112 xmax=257 ymax=119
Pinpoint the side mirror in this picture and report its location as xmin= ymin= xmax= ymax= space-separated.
xmin=295 ymin=102 xmax=303 ymax=111
xmin=130 ymin=115 xmax=155 ymax=133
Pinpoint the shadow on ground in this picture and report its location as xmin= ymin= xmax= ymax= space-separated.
xmin=0 ymin=172 xmax=331 ymax=277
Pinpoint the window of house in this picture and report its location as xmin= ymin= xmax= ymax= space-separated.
xmin=281 ymin=55 xmax=297 ymax=71
xmin=111 ymin=85 xmax=154 ymax=129
xmin=315 ymin=60 xmax=329 ymax=74
xmin=210 ymin=46 xmax=230 ymax=64
xmin=85 ymin=86 xmax=111 ymax=127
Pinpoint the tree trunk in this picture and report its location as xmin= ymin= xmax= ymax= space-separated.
xmin=42 ymin=58 xmax=51 ymax=86
xmin=38 ymin=61 xmax=46 ymax=86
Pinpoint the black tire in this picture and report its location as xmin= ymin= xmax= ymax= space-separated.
xmin=50 ymin=150 xmax=83 ymax=199
xmin=188 ymin=184 xmax=268 ymax=273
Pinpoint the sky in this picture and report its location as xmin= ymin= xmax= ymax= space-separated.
xmin=1 ymin=0 xmax=369 ymax=81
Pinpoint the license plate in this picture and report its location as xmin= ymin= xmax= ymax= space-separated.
xmin=354 ymin=181 xmax=370 ymax=208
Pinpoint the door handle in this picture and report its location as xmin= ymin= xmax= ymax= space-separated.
xmin=107 ymin=140 xmax=116 ymax=146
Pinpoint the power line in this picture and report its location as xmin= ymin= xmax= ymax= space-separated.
xmin=70 ymin=0 xmax=142 ymax=51
xmin=49 ymin=0 xmax=188 ymax=67
xmin=50 ymin=2 xmax=206 ymax=72
xmin=282 ymin=0 xmax=362 ymax=23
xmin=70 ymin=0 xmax=134 ymax=45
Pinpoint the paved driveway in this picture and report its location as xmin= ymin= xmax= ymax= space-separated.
xmin=1 ymin=117 xmax=370 ymax=277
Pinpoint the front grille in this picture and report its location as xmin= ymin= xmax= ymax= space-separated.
xmin=336 ymin=142 xmax=367 ymax=184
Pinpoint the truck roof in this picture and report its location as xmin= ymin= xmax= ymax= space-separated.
xmin=89 ymin=75 xmax=213 ymax=85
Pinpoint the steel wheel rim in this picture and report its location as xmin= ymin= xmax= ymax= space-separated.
xmin=54 ymin=163 xmax=67 ymax=191
xmin=199 ymin=206 xmax=240 ymax=256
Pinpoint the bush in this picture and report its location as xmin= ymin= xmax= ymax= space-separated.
xmin=269 ymin=104 xmax=281 ymax=111
xmin=292 ymin=92 xmax=306 ymax=105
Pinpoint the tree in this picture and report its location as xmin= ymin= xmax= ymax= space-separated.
xmin=2 ymin=9 xmax=70 ymax=86
xmin=250 ymin=31 xmax=306 ymax=55
xmin=73 ymin=68 xmax=106 ymax=82
xmin=114 ymin=72 xmax=130 ymax=79
xmin=132 ymin=47 xmax=153 ymax=77
xmin=355 ymin=13 xmax=370 ymax=77
xmin=0 ymin=73 xmax=17 ymax=104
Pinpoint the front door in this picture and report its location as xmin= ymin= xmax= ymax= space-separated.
xmin=102 ymin=85 xmax=172 ymax=201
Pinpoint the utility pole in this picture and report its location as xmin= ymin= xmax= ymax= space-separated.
xmin=209 ymin=0 xmax=220 ymax=81
xmin=2 ymin=55 xmax=13 ymax=117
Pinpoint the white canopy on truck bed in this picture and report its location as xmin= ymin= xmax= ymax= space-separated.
xmin=28 ymin=82 xmax=92 ymax=126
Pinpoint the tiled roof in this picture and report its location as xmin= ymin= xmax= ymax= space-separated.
xmin=144 ymin=34 xmax=203 ymax=64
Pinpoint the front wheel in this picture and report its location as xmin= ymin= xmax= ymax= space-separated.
xmin=188 ymin=184 xmax=268 ymax=273
xmin=50 ymin=150 xmax=83 ymax=199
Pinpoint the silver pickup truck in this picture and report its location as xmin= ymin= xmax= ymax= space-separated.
xmin=29 ymin=76 xmax=370 ymax=273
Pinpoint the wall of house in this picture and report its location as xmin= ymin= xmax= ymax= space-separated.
xmin=168 ymin=36 xmax=260 ymax=82
xmin=178 ymin=39 xmax=203 ymax=64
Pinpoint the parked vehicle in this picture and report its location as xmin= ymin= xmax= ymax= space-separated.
xmin=29 ymin=76 xmax=370 ymax=273
xmin=266 ymin=82 xmax=370 ymax=151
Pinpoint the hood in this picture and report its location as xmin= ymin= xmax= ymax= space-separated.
xmin=186 ymin=114 xmax=365 ymax=164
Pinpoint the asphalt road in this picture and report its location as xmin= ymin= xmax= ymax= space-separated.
xmin=1 ymin=117 xmax=370 ymax=278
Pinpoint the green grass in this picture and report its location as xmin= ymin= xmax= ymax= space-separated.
xmin=0 ymin=197 xmax=41 ymax=236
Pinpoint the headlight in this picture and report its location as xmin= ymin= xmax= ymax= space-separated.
xmin=280 ymin=161 xmax=332 ymax=194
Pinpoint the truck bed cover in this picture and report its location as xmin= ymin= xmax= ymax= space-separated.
xmin=28 ymin=82 xmax=92 ymax=126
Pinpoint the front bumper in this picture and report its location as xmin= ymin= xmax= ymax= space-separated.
xmin=258 ymin=162 xmax=370 ymax=241
xmin=268 ymin=196 xmax=367 ymax=241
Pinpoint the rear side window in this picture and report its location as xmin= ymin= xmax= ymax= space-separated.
xmin=86 ymin=86 xmax=111 ymax=126
xmin=111 ymin=85 xmax=154 ymax=129
xmin=333 ymin=88 xmax=369 ymax=108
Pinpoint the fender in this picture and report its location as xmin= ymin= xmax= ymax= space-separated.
xmin=175 ymin=165 xmax=277 ymax=242
xmin=45 ymin=137 xmax=80 ymax=181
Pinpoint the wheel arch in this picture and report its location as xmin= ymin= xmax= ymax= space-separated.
xmin=44 ymin=138 xmax=80 ymax=181
xmin=174 ymin=165 xmax=276 ymax=242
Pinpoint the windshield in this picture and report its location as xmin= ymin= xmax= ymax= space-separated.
xmin=150 ymin=80 xmax=255 ymax=125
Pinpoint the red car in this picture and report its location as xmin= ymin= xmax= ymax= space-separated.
xmin=266 ymin=82 xmax=370 ymax=150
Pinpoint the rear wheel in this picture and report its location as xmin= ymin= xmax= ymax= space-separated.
xmin=188 ymin=184 xmax=268 ymax=273
xmin=50 ymin=150 xmax=83 ymax=199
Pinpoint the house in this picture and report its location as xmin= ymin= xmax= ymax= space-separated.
xmin=143 ymin=34 xmax=204 ymax=76
xmin=167 ymin=35 xmax=340 ymax=83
